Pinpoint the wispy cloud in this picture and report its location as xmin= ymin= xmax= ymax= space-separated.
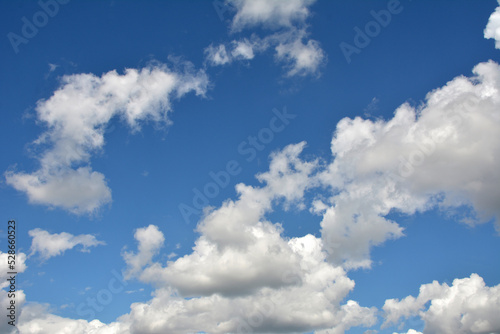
xmin=29 ymin=228 xmax=105 ymax=261
xmin=205 ymin=0 xmax=326 ymax=77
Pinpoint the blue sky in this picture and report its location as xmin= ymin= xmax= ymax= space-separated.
xmin=1 ymin=0 xmax=500 ymax=333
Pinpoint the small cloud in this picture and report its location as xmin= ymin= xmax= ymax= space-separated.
xmin=142 ymin=170 xmax=149 ymax=177
xmin=48 ymin=63 xmax=59 ymax=72
xmin=29 ymin=228 xmax=105 ymax=261
xmin=60 ymin=304 xmax=73 ymax=310
xmin=363 ymin=97 xmax=379 ymax=117
xmin=167 ymin=252 xmax=178 ymax=259
xmin=205 ymin=44 xmax=231 ymax=66
xmin=125 ymin=288 xmax=145 ymax=294
xmin=78 ymin=287 xmax=92 ymax=295
xmin=44 ymin=63 xmax=60 ymax=79
xmin=122 ymin=225 xmax=165 ymax=279
xmin=204 ymin=0 xmax=325 ymax=77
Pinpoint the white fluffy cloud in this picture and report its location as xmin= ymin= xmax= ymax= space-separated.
xmin=29 ymin=228 xmax=105 ymax=260
xmin=10 ymin=5 xmax=500 ymax=332
xmin=11 ymin=145 xmax=375 ymax=333
xmin=122 ymin=224 xmax=165 ymax=279
xmin=6 ymin=63 xmax=208 ymax=214
xmin=11 ymin=58 xmax=500 ymax=329
xmin=48 ymin=60 xmax=498 ymax=334
xmin=205 ymin=0 xmax=325 ymax=76
xmin=6 ymin=167 xmax=112 ymax=215
xmin=383 ymin=274 xmax=500 ymax=334
xmin=16 ymin=303 xmax=120 ymax=334
xmin=16 ymin=286 xmax=373 ymax=334
xmin=140 ymin=223 xmax=304 ymax=297
xmin=316 ymin=60 xmax=500 ymax=268
xmin=108 ymin=143 xmax=376 ymax=333
xmin=229 ymin=0 xmax=315 ymax=31
xmin=485 ymin=0 xmax=500 ymax=49
xmin=115 ymin=238 xmax=375 ymax=334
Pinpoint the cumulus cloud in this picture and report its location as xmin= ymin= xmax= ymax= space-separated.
xmin=11 ymin=144 xmax=374 ymax=333
xmin=229 ymin=0 xmax=315 ymax=31
xmin=76 ymin=60 xmax=499 ymax=333
xmin=104 ymin=143 xmax=376 ymax=333
xmin=383 ymin=274 xmax=500 ymax=334
xmin=485 ymin=0 xmax=500 ymax=49
xmin=6 ymin=63 xmax=208 ymax=214
xmin=14 ymin=60 xmax=500 ymax=333
xmin=312 ymin=5 xmax=500 ymax=269
xmin=29 ymin=228 xmax=105 ymax=260
xmin=6 ymin=167 xmax=112 ymax=215
xmin=205 ymin=0 xmax=325 ymax=77
xmin=10 ymin=57 xmax=500 ymax=329
xmin=140 ymin=223 xmax=303 ymax=297
xmin=122 ymin=224 xmax=165 ymax=279
xmin=383 ymin=280 xmax=447 ymax=327
xmin=17 ymin=303 xmax=121 ymax=334
xmin=12 ymin=8 xmax=500 ymax=331
xmin=16 ymin=283 xmax=372 ymax=334
xmin=102 ymin=60 xmax=500 ymax=333
xmin=115 ymin=240 xmax=375 ymax=334
xmin=316 ymin=60 xmax=500 ymax=268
